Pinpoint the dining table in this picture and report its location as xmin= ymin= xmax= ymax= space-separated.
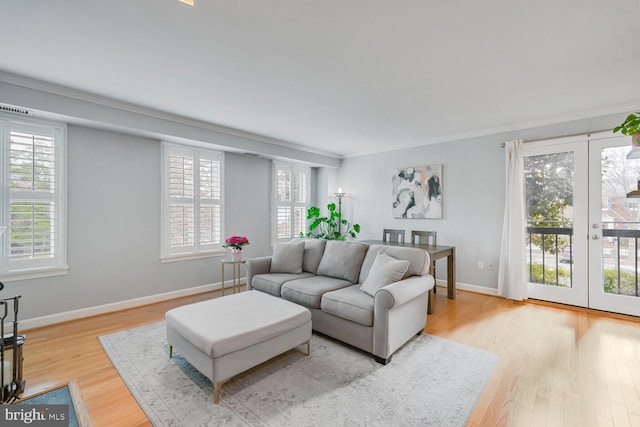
xmin=361 ymin=240 xmax=456 ymax=314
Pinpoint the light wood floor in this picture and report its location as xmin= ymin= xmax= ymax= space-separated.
xmin=16 ymin=287 xmax=640 ymax=427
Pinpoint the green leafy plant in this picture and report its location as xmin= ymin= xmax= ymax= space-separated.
xmin=613 ymin=112 xmax=640 ymax=136
xmin=603 ymin=269 xmax=636 ymax=295
xmin=300 ymin=203 xmax=361 ymax=240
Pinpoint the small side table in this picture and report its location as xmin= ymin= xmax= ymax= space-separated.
xmin=221 ymin=259 xmax=246 ymax=294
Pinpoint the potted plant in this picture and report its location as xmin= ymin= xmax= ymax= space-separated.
xmin=614 ymin=112 xmax=640 ymax=146
xmin=300 ymin=203 xmax=361 ymax=240
xmin=223 ymin=235 xmax=250 ymax=261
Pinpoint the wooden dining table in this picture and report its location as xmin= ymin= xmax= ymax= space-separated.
xmin=361 ymin=240 xmax=456 ymax=314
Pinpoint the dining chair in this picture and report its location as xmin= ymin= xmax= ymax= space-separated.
xmin=382 ymin=229 xmax=405 ymax=243
xmin=411 ymin=230 xmax=438 ymax=291
xmin=410 ymin=230 xmax=437 ymax=246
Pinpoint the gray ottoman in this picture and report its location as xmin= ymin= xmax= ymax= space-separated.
xmin=165 ymin=290 xmax=312 ymax=404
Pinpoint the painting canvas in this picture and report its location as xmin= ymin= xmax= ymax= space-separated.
xmin=392 ymin=164 xmax=442 ymax=219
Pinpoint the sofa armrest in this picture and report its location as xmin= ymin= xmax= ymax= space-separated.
xmin=245 ymin=256 xmax=272 ymax=290
xmin=375 ymin=275 xmax=434 ymax=309
xmin=372 ymin=274 xmax=434 ymax=360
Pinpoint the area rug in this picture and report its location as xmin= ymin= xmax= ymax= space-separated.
xmin=99 ymin=321 xmax=498 ymax=427
xmin=16 ymin=381 xmax=91 ymax=427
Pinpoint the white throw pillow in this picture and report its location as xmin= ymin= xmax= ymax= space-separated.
xmin=270 ymin=241 xmax=305 ymax=274
xmin=360 ymin=252 xmax=410 ymax=297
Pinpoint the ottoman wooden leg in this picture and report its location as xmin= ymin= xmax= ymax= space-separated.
xmin=214 ymin=378 xmax=231 ymax=404
xmin=169 ymin=345 xmax=173 ymax=358
xmin=214 ymin=382 xmax=221 ymax=404
xmin=304 ymin=340 xmax=310 ymax=356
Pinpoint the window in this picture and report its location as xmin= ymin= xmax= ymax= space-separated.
xmin=161 ymin=143 xmax=223 ymax=260
xmin=273 ymin=162 xmax=310 ymax=243
xmin=0 ymin=116 xmax=67 ymax=279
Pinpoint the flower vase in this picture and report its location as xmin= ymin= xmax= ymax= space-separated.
xmin=231 ymin=249 xmax=243 ymax=262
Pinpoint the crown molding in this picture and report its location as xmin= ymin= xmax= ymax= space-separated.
xmin=342 ymin=101 xmax=640 ymax=158
xmin=0 ymin=70 xmax=341 ymax=160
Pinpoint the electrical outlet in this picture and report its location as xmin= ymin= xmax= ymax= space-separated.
xmin=478 ymin=261 xmax=484 ymax=269
xmin=488 ymin=263 xmax=495 ymax=271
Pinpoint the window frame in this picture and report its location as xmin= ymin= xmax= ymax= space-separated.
xmin=0 ymin=114 xmax=68 ymax=281
xmin=160 ymin=142 xmax=224 ymax=262
xmin=272 ymin=161 xmax=310 ymax=244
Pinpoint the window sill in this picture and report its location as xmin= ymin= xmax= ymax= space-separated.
xmin=0 ymin=266 xmax=69 ymax=282
xmin=160 ymin=250 xmax=225 ymax=264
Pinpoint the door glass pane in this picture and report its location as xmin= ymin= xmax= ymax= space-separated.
xmin=601 ymin=146 xmax=640 ymax=297
xmin=524 ymin=152 xmax=574 ymax=287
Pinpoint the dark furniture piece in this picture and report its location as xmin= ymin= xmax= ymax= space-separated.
xmin=411 ymin=231 xmax=438 ymax=292
xmin=382 ymin=229 xmax=405 ymax=243
xmin=0 ymin=281 xmax=25 ymax=403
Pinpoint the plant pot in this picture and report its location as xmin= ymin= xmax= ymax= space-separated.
xmin=231 ymin=249 xmax=243 ymax=262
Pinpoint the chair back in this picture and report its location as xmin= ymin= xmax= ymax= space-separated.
xmin=382 ymin=229 xmax=405 ymax=243
xmin=411 ymin=230 xmax=437 ymax=245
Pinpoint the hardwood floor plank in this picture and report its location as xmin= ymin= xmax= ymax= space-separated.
xmin=13 ymin=288 xmax=640 ymax=427
xmin=427 ymin=291 xmax=640 ymax=427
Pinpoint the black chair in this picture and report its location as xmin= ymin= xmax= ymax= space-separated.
xmin=382 ymin=229 xmax=405 ymax=243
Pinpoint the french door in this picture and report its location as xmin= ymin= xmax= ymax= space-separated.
xmin=588 ymin=135 xmax=640 ymax=316
xmin=524 ymin=132 xmax=640 ymax=317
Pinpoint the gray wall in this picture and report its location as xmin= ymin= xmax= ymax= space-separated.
xmin=3 ymin=125 xmax=274 ymax=321
xmin=0 ymin=81 xmax=631 ymax=320
xmin=338 ymin=138 xmax=503 ymax=289
xmin=338 ymin=113 xmax=628 ymax=290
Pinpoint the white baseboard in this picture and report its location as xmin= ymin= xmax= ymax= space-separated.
xmin=20 ymin=282 xmax=224 ymax=330
xmin=435 ymin=279 xmax=499 ymax=296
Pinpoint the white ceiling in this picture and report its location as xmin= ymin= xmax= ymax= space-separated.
xmin=2 ymin=1 xmax=640 ymax=157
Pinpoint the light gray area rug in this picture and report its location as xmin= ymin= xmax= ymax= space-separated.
xmin=99 ymin=321 xmax=498 ymax=427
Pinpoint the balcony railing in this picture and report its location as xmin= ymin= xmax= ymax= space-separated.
xmin=527 ymin=222 xmax=640 ymax=297
xmin=602 ymin=225 xmax=640 ymax=297
xmin=526 ymin=226 xmax=573 ymax=287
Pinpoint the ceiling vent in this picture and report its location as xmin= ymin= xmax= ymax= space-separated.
xmin=0 ymin=104 xmax=30 ymax=116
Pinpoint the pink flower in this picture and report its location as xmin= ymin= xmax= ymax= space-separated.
xmin=223 ymin=235 xmax=250 ymax=250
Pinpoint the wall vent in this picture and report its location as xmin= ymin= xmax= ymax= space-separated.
xmin=0 ymin=104 xmax=30 ymax=116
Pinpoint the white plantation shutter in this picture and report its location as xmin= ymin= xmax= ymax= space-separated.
xmin=168 ymin=151 xmax=194 ymax=248
xmin=163 ymin=143 xmax=222 ymax=258
xmin=273 ymin=162 xmax=309 ymax=243
xmin=198 ymin=156 xmax=221 ymax=247
xmin=0 ymin=118 xmax=66 ymax=276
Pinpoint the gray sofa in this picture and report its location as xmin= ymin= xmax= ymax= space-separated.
xmin=245 ymin=239 xmax=435 ymax=364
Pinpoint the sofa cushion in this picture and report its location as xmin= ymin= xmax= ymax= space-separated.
xmin=301 ymin=239 xmax=327 ymax=274
xmin=281 ymin=276 xmax=353 ymax=308
xmin=359 ymin=245 xmax=429 ymax=284
xmin=321 ymin=285 xmax=375 ymax=327
xmin=316 ymin=240 xmax=369 ymax=283
xmin=251 ymin=272 xmax=314 ymax=296
xmin=359 ymin=252 xmax=410 ymax=297
xmin=270 ymin=241 xmax=305 ymax=274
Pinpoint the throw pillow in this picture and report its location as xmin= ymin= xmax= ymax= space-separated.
xmin=270 ymin=241 xmax=305 ymax=274
xmin=316 ymin=240 xmax=369 ymax=283
xmin=359 ymin=252 xmax=410 ymax=297
xmin=301 ymin=239 xmax=327 ymax=274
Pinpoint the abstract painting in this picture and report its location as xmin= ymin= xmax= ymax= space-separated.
xmin=392 ymin=164 xmax=442 ymax=219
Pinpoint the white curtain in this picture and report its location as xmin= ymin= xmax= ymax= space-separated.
xmin=497 ymin=139 xmax=527 ymax=300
